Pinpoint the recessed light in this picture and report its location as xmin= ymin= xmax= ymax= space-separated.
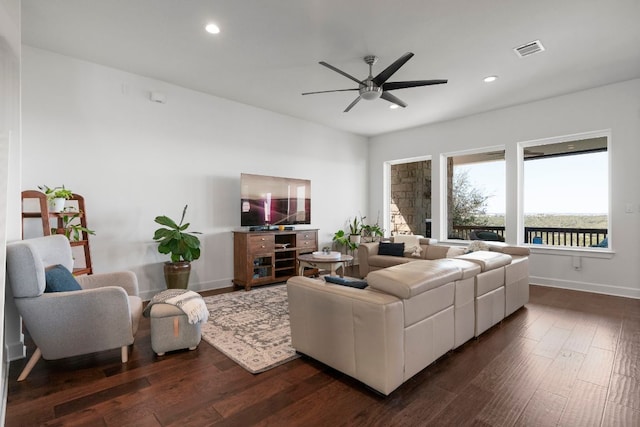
xmin=205 ymin=23 xmax=220 ymax=34
xmin=483 ymin=75 xmax=498 ymax=83
xmin=389 ymin=104 xmax=399 ymax=109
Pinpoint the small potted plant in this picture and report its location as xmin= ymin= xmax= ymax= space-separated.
xmin=348 ymin=216 xmax=361 ymax=244
xmin=38 ymin=184 xmax=73 ymax=212
xmin=332 ymin=229 xmax=358 ymax=253
xmin=52 ymin=209 xmax=96 ymax=241
xmin=153 ymin=205 xmax=201 ymax=289
xmin=361 ymin=215 xmax=385 ymax=243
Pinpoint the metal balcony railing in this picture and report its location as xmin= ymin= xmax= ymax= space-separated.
xmin=450 ymin=225 xmax=608 ymax=247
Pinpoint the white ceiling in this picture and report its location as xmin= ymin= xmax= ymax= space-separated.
xmin=21 ymin=0 xmax=640 ymax=137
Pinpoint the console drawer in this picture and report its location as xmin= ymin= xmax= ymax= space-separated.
xmin=297 ymin=231 xmax=317 ymax=251
xmin=249 ymin=234 xmax=275 ymax=252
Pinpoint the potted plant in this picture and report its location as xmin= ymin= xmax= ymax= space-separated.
xmin=153 ymin=205 xmax=201 ymax=289
xmin=332 ymin=229 xmax=358 ymax=253
xmin=38 ymin=184 xmax=73 ymax=212
xmin=361 ymin=222 xmax=384 ymax=243
xmin=53 ymin=209 xmax=96 ymax=241
xmin=348 ymin=216 xmax=361 ymax=244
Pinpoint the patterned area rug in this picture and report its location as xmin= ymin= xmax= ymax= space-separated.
xmin=200 ymin=284 xmax=299 ymax=373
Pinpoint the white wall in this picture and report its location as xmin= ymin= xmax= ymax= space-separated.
xmin=0 ymin=0 xmax=21 ymax=419
xmin=19 ymin=46 xmax=368 ymax=301
xmin=369 ymin=78 xmax=640 ymax=299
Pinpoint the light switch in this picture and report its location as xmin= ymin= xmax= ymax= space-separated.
xmin=625 ymin=203 xmax=634 ymax=213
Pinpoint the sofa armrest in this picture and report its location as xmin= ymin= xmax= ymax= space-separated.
xmin=286 ymin=276 xmax=405 ymax=395
xmin=357 ymin=242 xmax=379 ymax=277
xmin=76 ymin=271 xmax=139 ymax=296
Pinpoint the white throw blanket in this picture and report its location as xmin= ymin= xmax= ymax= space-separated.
xmin=393 ymin=234 xmax=423 ymax=257
xmin=144 ymin=289 xmax=209 ymax=324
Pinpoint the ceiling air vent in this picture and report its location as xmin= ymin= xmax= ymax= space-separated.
xmin=514 ymin=40 xmax=545 ymax=58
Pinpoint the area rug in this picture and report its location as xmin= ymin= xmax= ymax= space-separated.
xmin=200 ymin=284 xmax=299 ymax=374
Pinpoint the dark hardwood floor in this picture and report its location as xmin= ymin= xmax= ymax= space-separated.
xmin=6 ymin=284 xmax=640 ymax=426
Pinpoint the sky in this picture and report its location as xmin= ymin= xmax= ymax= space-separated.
xmin=458 ymin=151 xmax=608 ymax=215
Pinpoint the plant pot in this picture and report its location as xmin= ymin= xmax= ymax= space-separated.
xmin=349 ymin=234 xmax=361 ymax=244
xmin=163 ymin=261 xmax=191 ymax=289
xmin=49 ymin=197 xmax=66 ymax=213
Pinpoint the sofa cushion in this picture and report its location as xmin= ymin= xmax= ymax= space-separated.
xmin=424 ymin=245 xmax=451 ymax=260
xmin=436 ymin=258 xmax=481 ymax=279
xmin=367 ymin=260 xmax=462 ymax=299
xmin=378 ymin=242 xmax=405 ymax=257
xmin=456 ymin=251 xmax=512 ymax=272
xmin=368 ymin=255 xmax=413 ymax=269
xmin=44 ymin=264 xmax=82 ymax=293
xmin=324 ymin=275 xmax=368 ymax=289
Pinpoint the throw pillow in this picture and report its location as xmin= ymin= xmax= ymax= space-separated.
xmin=378 ymin=242 xmax=405 ymax=257
xmin=466 ymin=241 xmax=490 ymax=253
xmin=44 ymin=264 xmax=82 ymax=293
xmin=446 ymin=246 xmax=467 ymax=258
xmin=324 ymin=275 xmax=368 ymax=289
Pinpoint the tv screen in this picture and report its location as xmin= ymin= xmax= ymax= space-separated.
xmin=240 ymin=173 xmax=311 ymax=227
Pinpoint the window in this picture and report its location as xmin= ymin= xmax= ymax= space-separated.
xmin=444 ymin=149 xmax=506 ymax=241
xmin=387 ymin=157 xmax=432 ymax=237
xmin=520 ymin=132 xmax=609 ymax=248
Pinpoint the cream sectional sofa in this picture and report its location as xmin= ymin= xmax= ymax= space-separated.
xmin=286 ymin=237 xmax=530 ymax=395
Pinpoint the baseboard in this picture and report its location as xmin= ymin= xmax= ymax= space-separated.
xmin=530 ymin=276 xmax=640 ymax=299
xmin=139 ymin=277 xmax=234 ymax=301
xmin=5 ymin=340 xmax=25 ymax=362
xmin=1 ymin=360 xmax=8 ymax=427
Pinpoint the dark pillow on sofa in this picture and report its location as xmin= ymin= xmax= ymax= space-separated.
xmin=378 ymin=242 xmax=405 ymax=257
xmin=45 ymin=265 xmax=82 ymax=293
xmin=324 ymin=275 xmax=368 ymax=289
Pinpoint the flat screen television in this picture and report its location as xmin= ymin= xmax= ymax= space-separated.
xmin=240 ymin=173 xmax=311 ymax=227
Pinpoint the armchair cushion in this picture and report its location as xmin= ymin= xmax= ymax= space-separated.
xmin=44 ymin=265 xmax=82 ymax=293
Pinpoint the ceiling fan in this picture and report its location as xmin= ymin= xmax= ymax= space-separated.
xmin=302 ymin=52 xmax=447 ymax=112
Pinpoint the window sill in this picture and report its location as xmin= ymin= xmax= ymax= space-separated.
xmin=527 ymin=245 xmax=615 ymax=259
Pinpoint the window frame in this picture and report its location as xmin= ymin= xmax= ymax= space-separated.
xmin=517 ymin=129 xmax=613 ymax=257
xmin=440 ymin=145 xmax=506 ymax=243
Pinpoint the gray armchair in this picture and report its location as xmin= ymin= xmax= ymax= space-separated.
xmin=6 ymin=235 xmax=142 ymax=381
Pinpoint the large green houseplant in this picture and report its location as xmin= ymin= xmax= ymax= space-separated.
xmin=153 ymin=205 xmax=201 ymax=289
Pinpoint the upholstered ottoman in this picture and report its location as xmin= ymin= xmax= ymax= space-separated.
xmin=149 ymin=303 xmax=202 ymax=356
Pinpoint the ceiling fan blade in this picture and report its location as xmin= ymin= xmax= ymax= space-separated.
xmin=302 ymin=88 xmax=358 ymax=95
xmin=319 ymin=61 xmax=364 ymax=85
xmin=372 ymin=52 xmax=414 ymax=86
xmin=383 ymin=79 xmax=448 ymax=91
xmin=344 ymin=96 xmax=362 ymax=112
xmin=381 ymin=92 xmax=407 ymax=108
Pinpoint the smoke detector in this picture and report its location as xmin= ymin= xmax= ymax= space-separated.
xmin=514 ymin=40 xmax=545 ymax=58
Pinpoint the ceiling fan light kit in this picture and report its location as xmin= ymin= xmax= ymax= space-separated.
xmin=302 ymin=52 xmax=448 ymax=112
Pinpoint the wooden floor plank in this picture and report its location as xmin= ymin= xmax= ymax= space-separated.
xmin=514 ymin=389 xmax=567 ymax=427
xmin=607 ymin=373 xmax=640 ymax=412
xmin=602 ymin=401 xmax=640 ymax=427
xmin=537 ymin=349 xmax=586 ymax=399
xmin=558 ymin=379 xmax=608 ymax=427
xmin=531 ymin=326 xmax=572 ymax=359
xmin=576 ymin=346 xmax=615 ymax=387
xmin=475 ymin=354 xmax=553 ymax=426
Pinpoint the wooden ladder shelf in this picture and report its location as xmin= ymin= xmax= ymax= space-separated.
xmin=21 ymin=190 xmax=93 ymax=275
